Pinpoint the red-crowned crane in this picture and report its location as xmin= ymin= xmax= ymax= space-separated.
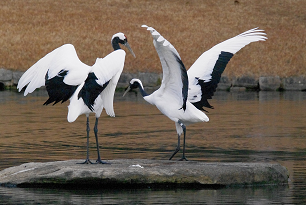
xmin=124 ymin=25 xmax=266 ymax=161
xmin=18 ymin=33 xmax=135 ymax=164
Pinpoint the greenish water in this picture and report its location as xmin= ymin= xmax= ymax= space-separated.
xmin=0 ymin=90 xmax=306 ymax=204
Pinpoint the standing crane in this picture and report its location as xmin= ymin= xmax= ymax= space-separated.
xmin=18 ymin=33 xmax=135 ymax=164
xmin=124 ymin=25 xmax=266 ymax=160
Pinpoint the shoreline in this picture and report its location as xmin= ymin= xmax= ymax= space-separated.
xmin=1 ymin=68 xmax=306 ymax=92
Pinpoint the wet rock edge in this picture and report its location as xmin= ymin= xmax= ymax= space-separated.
xmin=0 ymin=160 xmax=289 ymax=189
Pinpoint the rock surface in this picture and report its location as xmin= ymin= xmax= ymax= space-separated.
xmin=0 ymin=68 xmax=13 ymax=87
xmin=118 ymin=72 xmax=162 ymax=88
xmin=259 ymin=76 xmax=281 ymax=91
xmin=1 ymin=68 xmax=306 ymax=91
xmin=281 ymin=76 xmax=306 ymax=91
xmin=232 ymin=76 xmax=259 ymax=90
xmin=217 ymin=76 xmax=232 ymax=90
xmin=0 ymin=159 xmax=289 ymax=189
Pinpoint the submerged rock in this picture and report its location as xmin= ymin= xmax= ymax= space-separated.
xmin=0 ymin=159 xmax=289 ymax=189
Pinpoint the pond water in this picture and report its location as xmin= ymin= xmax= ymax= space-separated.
xmin=0 ymin=89 xmax=306 ymax=204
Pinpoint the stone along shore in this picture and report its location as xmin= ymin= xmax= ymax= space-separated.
xmin=1 ymin=68 xmax=306 ymax=91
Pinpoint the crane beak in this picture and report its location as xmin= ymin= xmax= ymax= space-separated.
xmin=124 ymin=42 xmax=136 ymax=58
xmin=123 ymin=86 xmax=131 ymax=97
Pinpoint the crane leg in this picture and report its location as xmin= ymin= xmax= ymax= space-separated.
xmin=169 ymin=134 xmax=180 ymax=160
xmin=78 ymin=116 xmax=93 ymax=164
xmin=94 ymin=118 xmax=109 ymax=164
xmin=178 ymin=120 xmax=188 ymax=161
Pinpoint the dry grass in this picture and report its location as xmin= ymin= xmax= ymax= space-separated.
xmin=0 ymin=0 xmax=306 ymax=78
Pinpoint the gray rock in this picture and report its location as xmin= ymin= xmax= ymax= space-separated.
xmin=281 ymin=76 xmax=306 ymax=91
xmin=232 ymin=76 xmax=259 ymax=90
xmin=118 ymin=72 xmax=162 ymax=88
xmin=217 ymin=76 xmax=232 ymax=90
xmin=12 ymin=71 xmax=24 ymax=85
xmin=137 ymin=72 xmax=162 ymax=87
xmin=0 ymin=68 xmax=12 ymax=81
xmin=118 ymin=72 xmax=133 ymax=83
xmin=0 ymin=68 xmax=13 ymax=86
xmin=259 ymin=76 xmax=281 ymax=91
xmin=0 ymin=159 xmax=289 ymax=188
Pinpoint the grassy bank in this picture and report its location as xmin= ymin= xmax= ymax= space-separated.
xmin=0 ymin=0 xmax=305 ymax=78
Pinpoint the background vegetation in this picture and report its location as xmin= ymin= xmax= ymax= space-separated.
xmin=0 ymin=0 xmax=305 ymax=78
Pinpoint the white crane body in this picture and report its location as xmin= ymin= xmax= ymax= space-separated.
xmin=124 ymin=25 xmax=266 ymax=160
xmin=18 ymin=33 xmax=135 ymax=164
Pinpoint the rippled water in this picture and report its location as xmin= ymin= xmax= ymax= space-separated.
xmin=0 ymin=89 xmax=306 ymax=204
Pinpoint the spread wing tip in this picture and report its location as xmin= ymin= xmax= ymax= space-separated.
xmin=143 ymin=25 xmax=177 ymax=51
xmin=239 ymin=27 xmax=268 ymax=41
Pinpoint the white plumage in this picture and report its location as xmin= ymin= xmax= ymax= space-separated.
xmin=67 ymin=49 xmax=127 ymax=122
xmin=187 ymin=28 xmax=267 ymax=104
xmin=124 ymin=25 xmax=267 ymax=160
xmin=18 ymin=44 xmax=90 ymax=96
xmin=18 ymin=33 xmax=135 ymax=164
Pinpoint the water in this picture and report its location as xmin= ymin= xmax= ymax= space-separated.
xmin=0 ymin=89 xmax=306 ymax=204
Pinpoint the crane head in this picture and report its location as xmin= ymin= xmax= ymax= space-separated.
xmin=123 ymin=79 xmax=143 ymax=97
xmin=111 ymin=33 xmax=136 ymax=57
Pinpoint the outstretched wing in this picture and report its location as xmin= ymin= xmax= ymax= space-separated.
xmin=187 ymin=28 xmax=267 ymax=111
xmin=142 ymin=25 xmax=188 ymax=111
xmin=90 ymin=49 xmax=126 ymax=116
xmin=17 ymin=44 xmax=91 ymax=96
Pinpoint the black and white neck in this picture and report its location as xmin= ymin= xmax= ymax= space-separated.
xmin=130 ymin=79 xmax=148 ymax=97
xmin=111 ymin=32 xmax=127 ymax=51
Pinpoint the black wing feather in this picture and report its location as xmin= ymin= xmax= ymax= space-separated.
xmin=192 ymin=51 xmax=233 ymax=111
xmin=44 ymin=70 xmax=78 ymax=105
xmin=78 ymin=72 xmax=109 ymax=112
xmin=174 ymin=53 xmax=188 ymax=111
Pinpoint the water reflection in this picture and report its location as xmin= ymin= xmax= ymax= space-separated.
xmin=0 ymin=186 xmax=291 ymax=204
xmin=0 ymin=90 xmax=306 ymax=204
